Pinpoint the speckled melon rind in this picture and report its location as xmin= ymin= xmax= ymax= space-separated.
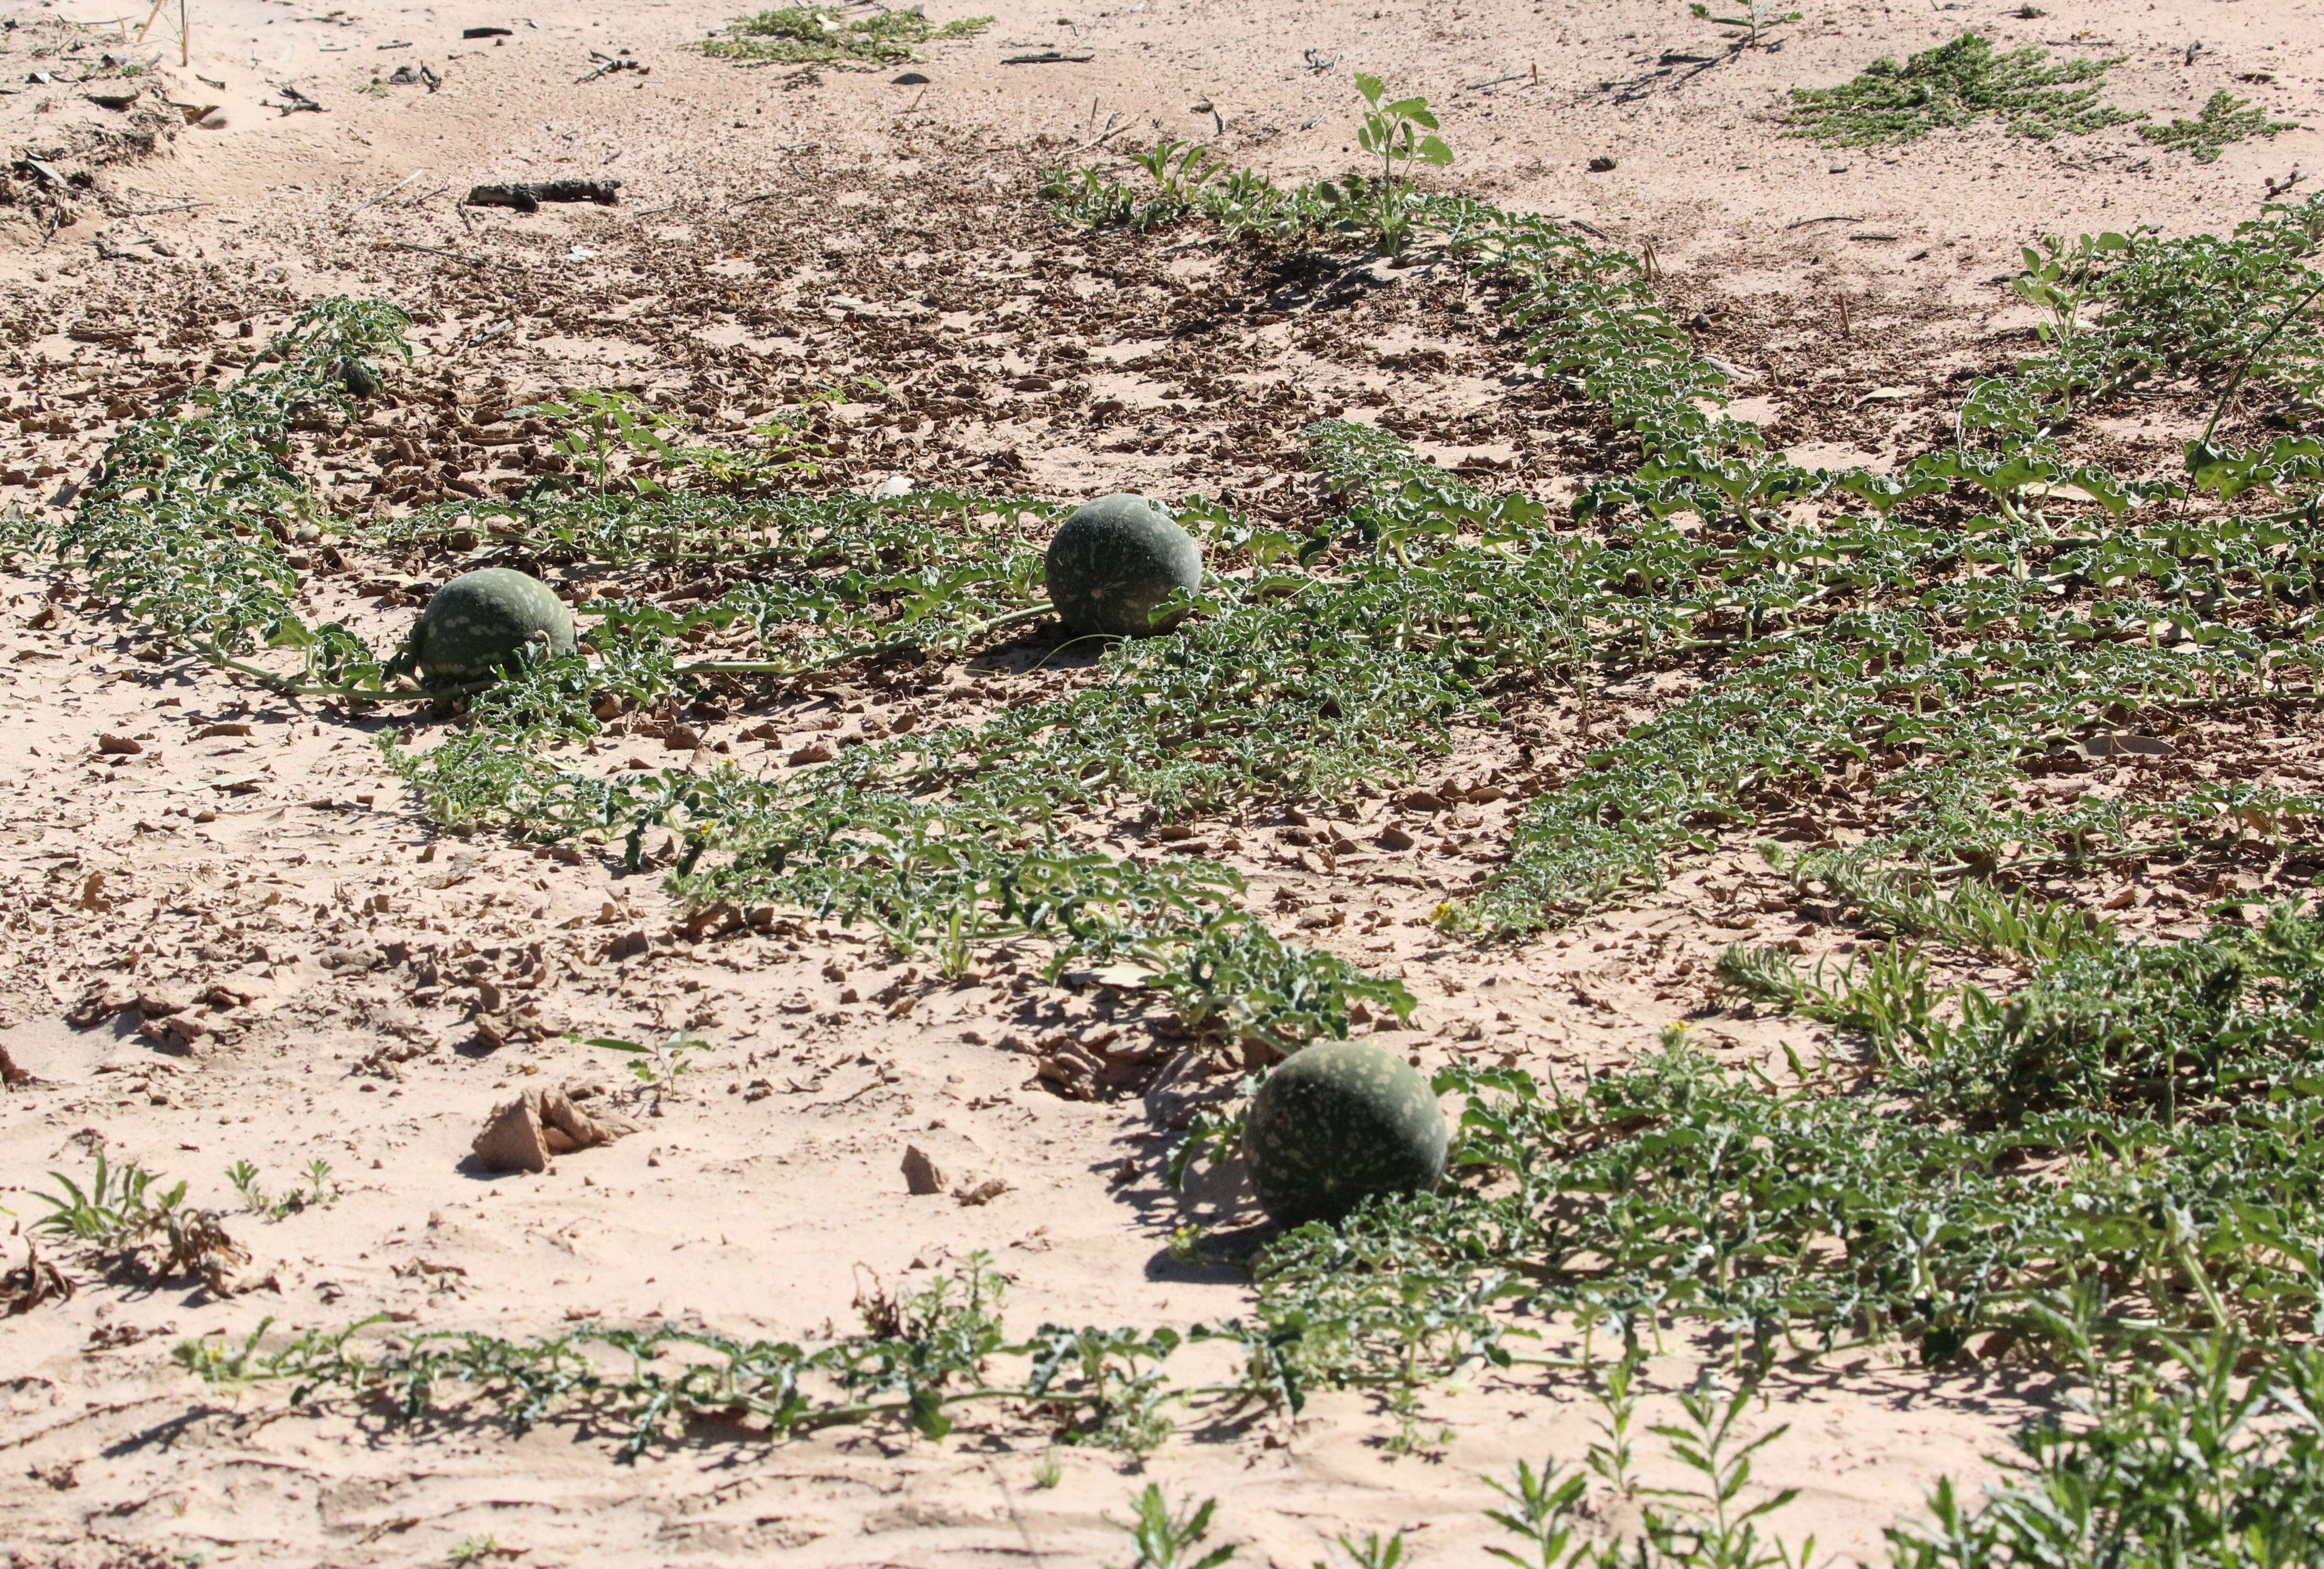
xmin=1243 ymin=1040 xmax=1448 ymax=1227
xmin=412 ymin=566 xmax=577 ymax=684
xmin=1043 ymin=492 xmax=1203 ymax=638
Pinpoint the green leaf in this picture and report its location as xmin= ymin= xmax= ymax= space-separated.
xmin=907 ymin=1384 xmax=953 ymax=1440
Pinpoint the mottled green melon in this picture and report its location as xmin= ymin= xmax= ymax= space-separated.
xmin=339 ymin=356 xmax=383 ymax=399
xmin=1243 ymin=1041 xmax=1447 ymax=1227
xmin=409 ymin=567 xmax=576 ymax=685
xmin=1043 ymin=493 xmax=1203 ymax=638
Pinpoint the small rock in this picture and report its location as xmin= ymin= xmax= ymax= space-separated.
xmin=195 ymin=722 xmax=253 ymax=739
xmin=1587 ymin=156 xmax=1617 ymax=172
xmin=663 ymin=724 xmax=702 ymax=751
xmin=901 ymin=1144 xmax=947 ymax=1196
xmin=96 ymin=734 xmax=142 ymax=756
xmin=1377 ymin=824 xmax=1416 ymax=851
xmin=789 ymin=740 xmax=836 ymax=766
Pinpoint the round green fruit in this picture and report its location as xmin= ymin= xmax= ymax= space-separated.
xmin=409 ymin=567 xmax=576 ymax=685
xmin=1043 ymin=493 xmax=1202 ymax=638
xmin=339 ymin=357 xmax=383 ymax=399
xmin=1243 ymin=1040 xmax=1447 ymax=1227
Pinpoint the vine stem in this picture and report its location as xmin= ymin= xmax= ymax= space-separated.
xmin=2197 ymin=279 xmax=2324 ymax=448
xmin=773 ymin=1377 xmax=1266 ymax=1436
xmin=187 ymin=639 xmax=343 ymax=697
xmin=183 ymin=601 xmax=1057 ymax=702
xmin=677 ymin=602 xmax=1053 ymax=677
xmin=186 ymin=639 xmax=497 ymax=703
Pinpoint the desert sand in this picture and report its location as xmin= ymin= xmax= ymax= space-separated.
xmin=0 ymin=0 xmax=2318 ymax=1564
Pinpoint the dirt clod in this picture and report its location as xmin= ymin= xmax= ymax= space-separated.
xmin=472 ymin=1092 xmax=553 ymax=1174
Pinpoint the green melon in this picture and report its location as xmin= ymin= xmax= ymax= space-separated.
xmin=339 ymin=356 xmax=383 ymax=399
xmin=1243 ymin=1041 xmax=1447 ymax=1227
xmin=1044 ymin=493 xmax=1203 ymax=638
xmin=407 ymin=567 xmax=576 ymax=685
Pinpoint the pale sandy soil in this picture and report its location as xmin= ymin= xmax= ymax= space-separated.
xmin=0 ymin=0 xmax=2320 ymax=1565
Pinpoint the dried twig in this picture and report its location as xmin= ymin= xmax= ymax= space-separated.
xmin=354 ymin=168 xmax=428 ymax=212
xmin=371 ymin=240 xmax=517 ymax=271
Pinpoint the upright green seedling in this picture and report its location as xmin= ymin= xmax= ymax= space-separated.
xmin=227 ymin=1158 xmax=340 ymax=1218
xmin=1317 ymin=1532 xmax=1407 ymax=1569
xmin=1482 ymin=1457 xmax=1592 ymax=1569
xmin=1689 ymin=0 xmax=1802 ymax=50
xmin=584 ymin=1030 xmax=712 ymax=1101
xmin=513 ymin=390 xmax=686 ymax=497
xmin=1129 ymin=138 xmax=1225 ymax=209
xmin=2010 ymin=230 xmax=2135 ymax=349
xmin=1109 ymin=1485 xmax=1237 ymax=1569
xmin=1354 ymin=75 xmax=1453 ymax=256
